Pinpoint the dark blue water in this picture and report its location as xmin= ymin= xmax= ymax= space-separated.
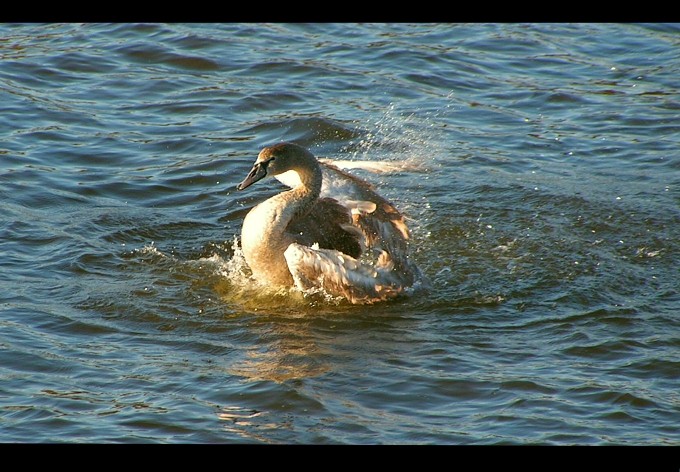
xmin=1 ymin=23 xmax=679 ymax=444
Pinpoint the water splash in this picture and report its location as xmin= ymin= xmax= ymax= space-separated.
xmin=344 ymin=101 xmax=455 ymax=266
xmin=213 ymin=102 xmax=453 ymax=308
xmin=209 ymin=237 xmax=349 ymax=310
xmin=133 ymin=242 xmax=165 ymax=258
xmin=345 ymin=100 xmax=453 ymax=169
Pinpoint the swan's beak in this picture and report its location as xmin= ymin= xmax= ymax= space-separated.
xmin=237 ymin=161 xmax=268 ymax=190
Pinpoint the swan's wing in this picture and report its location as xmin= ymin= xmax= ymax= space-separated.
xmin=279 ymin=160 xmax=411 ymax=249
xmin=281 ymin=160 xmax=424 ymax=304
xmin=286 ymin=197 xmax=364 ymax=259
xmin=284 ymin=243 xmax=406 ymax=304
xmin=318 ymin=162 xmax=412 ymax=263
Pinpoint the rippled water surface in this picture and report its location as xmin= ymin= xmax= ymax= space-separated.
xmin=1 ymin=23 xmax=679 ymax=444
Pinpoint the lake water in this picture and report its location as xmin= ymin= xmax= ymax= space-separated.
xmin=1 ymin=23 xmax=679 ymax=444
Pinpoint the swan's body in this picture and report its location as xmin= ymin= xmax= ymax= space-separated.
xmin=237 ymin=142 xmax=423 ymax=304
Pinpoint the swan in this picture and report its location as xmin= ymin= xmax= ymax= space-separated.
xmin=236 ymin=142 xmax=424 ymax=304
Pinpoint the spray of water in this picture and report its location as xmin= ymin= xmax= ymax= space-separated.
xmin=345 ymin=100 xmax=452 ymax=167
xmin=209 ymin=237 xmax=347 ymax=309
xmin=214 ymin=100 xmax=454 ymax=307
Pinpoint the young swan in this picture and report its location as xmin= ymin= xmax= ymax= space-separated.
xmin=237 ymin=142 xmax=423 ymax=304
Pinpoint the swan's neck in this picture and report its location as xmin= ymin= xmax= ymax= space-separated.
xmin=283 ymin=164 xmax=322 ymax=218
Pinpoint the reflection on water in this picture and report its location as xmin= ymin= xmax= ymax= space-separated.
xmin=225 ymin=317 xmax=331 ymax=384
xmin=218 ymin=406 xmax=279 ymax=443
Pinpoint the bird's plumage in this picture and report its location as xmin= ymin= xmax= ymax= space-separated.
xmin=237 ymin=142 xmax=423 ymax=304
